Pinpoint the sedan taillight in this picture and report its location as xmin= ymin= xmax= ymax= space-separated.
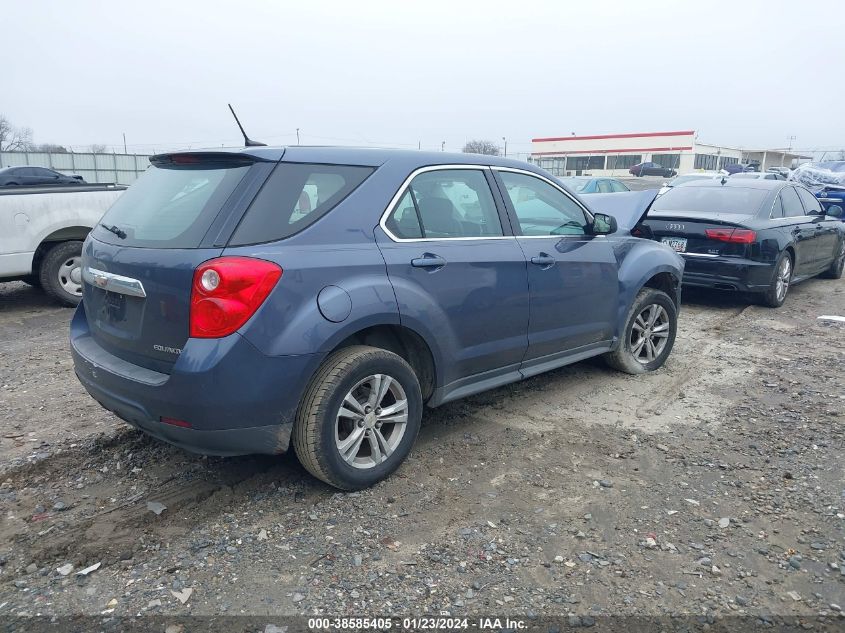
xmin=189 ymin=257 xmax=282 ymax=338
xmin=704 ymin=228 xmax=757 ymax=244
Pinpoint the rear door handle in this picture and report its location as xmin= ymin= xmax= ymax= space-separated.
xmin=411 ymin=254 xmax=446 ymax=269
xmin=530 ymin=253 xmax=556 ymax=267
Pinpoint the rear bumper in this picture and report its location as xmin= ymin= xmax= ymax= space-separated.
xmin=70 ymin=306 xmax=321 ymax=456
xmin=680 ymin=254 xmax=775 ymax=292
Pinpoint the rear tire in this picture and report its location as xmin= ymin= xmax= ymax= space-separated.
xmin=39 ymin=241 xmax=84 ymax=307
xmin=604 ymin=288 xmax=677 ymax=374
xmin=760 ymin=251 xmax=793 ymax=308
xmin=292 ymin=346 xmax=422 ymax=490
xmin=820 ymin=240 xmax=845 ymax=279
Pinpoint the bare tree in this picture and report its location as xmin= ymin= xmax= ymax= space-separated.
xmin=0 ymin=115 xmax=34 ymax=151
xmin=89 ymin=144 xmax=108 ymax=154
xmin=35 ymin=143 xmax=69 ymax=153
xmin=462 ymin=140 xmax=501 ymax=156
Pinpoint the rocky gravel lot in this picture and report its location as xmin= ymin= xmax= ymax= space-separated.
xmin=0 ymin=275 xmax=843 ymax=628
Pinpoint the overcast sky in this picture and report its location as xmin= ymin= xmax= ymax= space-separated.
xmin=5 ymin=0 xmax=844 ymax=158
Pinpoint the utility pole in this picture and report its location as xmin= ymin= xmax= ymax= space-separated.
xmin=502 ymin=136 xmax=507 ymax=158
xmin=122 ymin=133 xmax=127 ymax=154
xmin=441 ymin=141 xmax=445 ymax=152
xmin=296 ymin=128 xmax=300 ymax=145
xmin=787 ymin=135 xmax=796 ymax=151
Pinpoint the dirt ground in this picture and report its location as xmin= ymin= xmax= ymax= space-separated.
xmin=0 ymin=273 xmax=843 ymax=625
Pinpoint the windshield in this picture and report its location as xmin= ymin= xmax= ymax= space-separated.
xmin=560 ymin=177 xmax=591 ymax=192
xmin=652 ymin=185 xmax=769 ymax=214
xmin=730 ymin=173 xmax=761 ymax=179
xmin=669 ymin=175 xmax=715 ymax=186
xmin=92 ymin=161 xmax=251 ymax=248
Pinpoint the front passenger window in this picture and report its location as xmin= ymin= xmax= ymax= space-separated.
xmin=499 ymin=171 xmax=590 ymax=236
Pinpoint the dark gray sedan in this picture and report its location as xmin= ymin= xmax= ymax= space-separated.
xmin=0 ymin=166 xmax=85 ymax=187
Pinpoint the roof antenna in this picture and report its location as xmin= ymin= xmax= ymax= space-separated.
xmin=228 ymin=104 xmax=266 ymax=147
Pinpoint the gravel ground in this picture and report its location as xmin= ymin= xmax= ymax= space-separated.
xmin=0 ymin=274 xmax=843 ymax=626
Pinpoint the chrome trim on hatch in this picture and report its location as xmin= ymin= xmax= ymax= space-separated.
xmin=83 ymin=267 xmax=147 ymax=298
xmin=681 ymin=252 xmax=720 ymax=258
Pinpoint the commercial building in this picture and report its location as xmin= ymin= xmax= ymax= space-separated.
xmin=530 ymin=130 xmax=809 ymax=177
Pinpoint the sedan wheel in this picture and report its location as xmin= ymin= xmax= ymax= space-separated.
xmin=293 ymin=346 xmax=422 ymax=490
xmin=821 ymin=240 xmax=845 ymax=279
xmin=761 ymin=252 xmax=793 ymax=308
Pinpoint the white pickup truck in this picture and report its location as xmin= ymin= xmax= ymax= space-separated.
xmin=0 ymin=184 xmax=126 ymax=306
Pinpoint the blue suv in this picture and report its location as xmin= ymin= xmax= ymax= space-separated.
xmin=71 ymin=147 xmax=684 ymax=490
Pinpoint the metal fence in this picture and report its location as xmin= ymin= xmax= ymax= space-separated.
xmin=0 ymin=151 xmax=151 ymax=185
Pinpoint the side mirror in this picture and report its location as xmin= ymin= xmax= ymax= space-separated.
xmin=826 ymin=204 xmax=843 ymax=218
xmin=592 ymin=212 xmax=617 ymax=235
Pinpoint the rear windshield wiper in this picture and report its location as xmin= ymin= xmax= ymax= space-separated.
xmin=100 ymin=223 xmax=126 ymax=239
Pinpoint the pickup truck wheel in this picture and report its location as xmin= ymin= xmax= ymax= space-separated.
xmin=293 ymin=346 xmax=422 ymax=490
xmin=604 ymin=288 xmax=677 ymax=374
xmin=39 ymin=241 xmax=84 ymax=307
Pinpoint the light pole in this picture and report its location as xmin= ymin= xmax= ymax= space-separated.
xmin=502 ymin=137 xmax=507 ymax=158
xmin=441 ymin=141 xmax=445 ymax=152
xmin=296 ymin=128 xmax=300 ymax=145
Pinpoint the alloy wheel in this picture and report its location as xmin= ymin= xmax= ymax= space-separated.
xmin=335 ymin=374 xmax=408 ymax=469
xmin=630 ymin=304 xmax=670 ymax=364
xmin=775 ymin=256 xmax=791 ymax=302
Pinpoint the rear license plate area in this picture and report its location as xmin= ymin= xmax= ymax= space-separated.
xmin=661 ymin=237 xmax=687 ymax=253
xmin=105 ymin=291 xmax=126 ymax=320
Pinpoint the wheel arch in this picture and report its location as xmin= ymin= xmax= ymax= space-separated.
xmin=324 ymin=323 xmax=437 ymax=402
xmin=32 ymin=226 xmax=91 ymax=272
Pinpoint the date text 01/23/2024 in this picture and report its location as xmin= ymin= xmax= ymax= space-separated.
xmin=307 ymin=617 xmax=527 ymax=630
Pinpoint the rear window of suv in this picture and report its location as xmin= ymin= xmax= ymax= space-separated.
xmin=92 ymin=155 xmax=252 ymax=248
xmin=229 ymin=163 xmax=374 ymax=245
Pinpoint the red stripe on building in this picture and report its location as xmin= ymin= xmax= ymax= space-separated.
xmin=531 ymin=131 xmax=695 ymax=143
xmin=531 ymin=146 xmax=693 ymax=156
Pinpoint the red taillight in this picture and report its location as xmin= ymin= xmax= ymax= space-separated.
xmin=189 ymin=257 xmax=282 ymax=338
xmin=704 ymin=228 xmax=757 ymax=244
xmin=160 ymin=416 xmax=192 ymax=428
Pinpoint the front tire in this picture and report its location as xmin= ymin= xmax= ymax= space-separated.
xmin=39 ymin=241 xmax=84 ymax=307
xmin=820 ymin=240 xmax=845 ymax=279
xmin=292 ymin=346 xmax=422 ymax=490
xmin=760 ymin=251 xmax=793 ymax=307
xmin=604 ymin=288 xmax=677 ymax=374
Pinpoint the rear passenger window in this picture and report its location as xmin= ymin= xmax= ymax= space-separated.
xmin=385 ymin=191 xmax=423 ymax=239
xmin=385 ymin=169 xmax=503 ymax=240
xmin=780 ymin=187 xmax=805 ymax=217
xmin=796 ymin=187 xmax=822 ymax=214
xmin=230 ymin=163 xmax=374 ymax=245
xmin=770 ymin=195 xmax=784 ymax=218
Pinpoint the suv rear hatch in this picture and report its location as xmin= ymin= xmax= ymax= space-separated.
xmin=82 ymin=152 xmax=274 ymax=373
